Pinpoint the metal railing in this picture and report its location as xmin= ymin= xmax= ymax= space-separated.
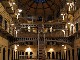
xmin=12 ymin=37 xmax=70 ymax=44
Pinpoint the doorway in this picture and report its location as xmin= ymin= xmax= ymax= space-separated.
xmin=30 ymin=52 xmax=33 ymax=59
xmin=59 ymin=52 xmax=61 ymax=60
xmin=8 ymin=49 xmax=10 ymax=60
xmin=72 ymin=49 xmax=74 ymax=60
xmin=47 ymin=52 xmax=50 ymax=59
xmin=68 ymin=50 xmax=70 ymax=60
xmin=52 ymin=52 xmax=55 ymax=59
xmin=56 ymin=52 xmax=58 ymax=59
xmin=78 ymin=48 xmax=80 ymax=60
xmin=3 ymin=48 xmax=5 ymax=60
xmin=25 ymin=52 xmax=28 ymax=59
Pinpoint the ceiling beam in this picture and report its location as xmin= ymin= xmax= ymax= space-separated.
xmin=46 ymin=1 xmax=54 ymax=16
xmin=42 ymin=3 xmax=45 ymax=18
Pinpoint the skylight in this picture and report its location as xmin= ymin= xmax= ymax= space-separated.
xmin=34 ymin=0 xmax=46 ymax=3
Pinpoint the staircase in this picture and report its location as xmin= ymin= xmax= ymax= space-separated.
xmin=38 ymin=37 xmax=46 ymax=60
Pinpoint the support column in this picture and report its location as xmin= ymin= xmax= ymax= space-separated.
xmin=16 ymin=51 xmax=18 ymax=60
xmin=66 ymin=51 xmax=67 ymax=60
xmin=19 ymin=51 xmax=21 ymax=59
xmin=18 ymin=51 xmax=19 ymax=60
xmin=13 ymin=51 xmax=15 ymax=60
xmin=68 ymin=50 xmax=70 ymax=60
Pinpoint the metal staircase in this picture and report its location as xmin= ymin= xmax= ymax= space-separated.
xmin=39 ymin=37 xmax=45 ymax=60
xmin=38 ymin=33 xmax=46 ymax=60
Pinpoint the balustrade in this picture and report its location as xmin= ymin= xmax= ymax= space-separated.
xmin=11 ymin=37 xmax=71 ymax=44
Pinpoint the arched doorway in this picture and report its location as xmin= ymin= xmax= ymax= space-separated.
xmin=3 ymin=48 xmax=5 ymax=60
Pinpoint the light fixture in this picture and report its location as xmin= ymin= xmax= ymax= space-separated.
xmin=17 ymin=15 xmax=19 ymax=19
xmin=18 ymin=9 xmax=22 ymax=12
xmin=65 ymin=25 xmax=67 ymax=29
xmin=18 ymin=13 xmax=20 ymax=15
xmin=68 ymin=23 xmax=70 ymax=24
xmin=28 ymin=26 xmax=31 ymax=32
xmin=67 ymin=2 xmax=69 ymax=5
xmin=50 ymin=27 xmax=52 ymax=32
xmin=71 ymin=24 xmax=74 ymax=26
xmin=61 ymin=14 xmax=63 ymax=15
xmin=49 ymin=48 xmax=54 ymax=52
xmin=11 ymin=6 xmax=14 ymax=10
xmin=13 ymin=2 xmax=15 ymax=5
xmin=61 ymin=13 xmax=65 ymax=20
xmin=62 ymin=30 xmax=65 ymax=32
xmin=62 ymin=45 xmax=64 ymax=46
xmin=17 ymin=45 xmax=19 ymax=46
xmin=62 ymin=30 xmax=65 ymax=37
xmin=11 ymin=23 xmax=14 ymax=26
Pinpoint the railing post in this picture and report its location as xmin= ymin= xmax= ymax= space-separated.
xmin=38 ymin=31 xmax=39 ymax=60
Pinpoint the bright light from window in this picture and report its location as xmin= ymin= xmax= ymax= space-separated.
xmin=25 ymin=47 xmax=32 ymax=52
xmin=64 ymin=46 xmax=67 ymax=49
xmin=49 ymin=48 xmax=54 ymax=52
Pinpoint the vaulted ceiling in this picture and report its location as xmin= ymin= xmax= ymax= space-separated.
xmin=16 ymin=0 xmax=66 ymax=20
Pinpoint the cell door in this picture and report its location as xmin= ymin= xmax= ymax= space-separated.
xmin=68 ymin=50 xmax=70 ymax=60
xmin=8 ymin=49 xmax=10 ymax=60
xmin=30 ymin=52 xmax=33 ymax=59
xmin=25 ymin=52 xmax=28 ymax=59
xmin=56 ymin=52 xmax=58 ymax=59
xmin=47 ymin=52 xmax=50 ymax=59
xmin=78 ymin=48 xmax=80 ymax=60
xmin=72 ymin=49 xmax=74 ymax=60
xmin=59 ymin=52 xmax=61 ymax=60
xmin=52 ymin=52 xmax=55 ymax=59
xmin=3 ymin=48 xmax=5 ymax=60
